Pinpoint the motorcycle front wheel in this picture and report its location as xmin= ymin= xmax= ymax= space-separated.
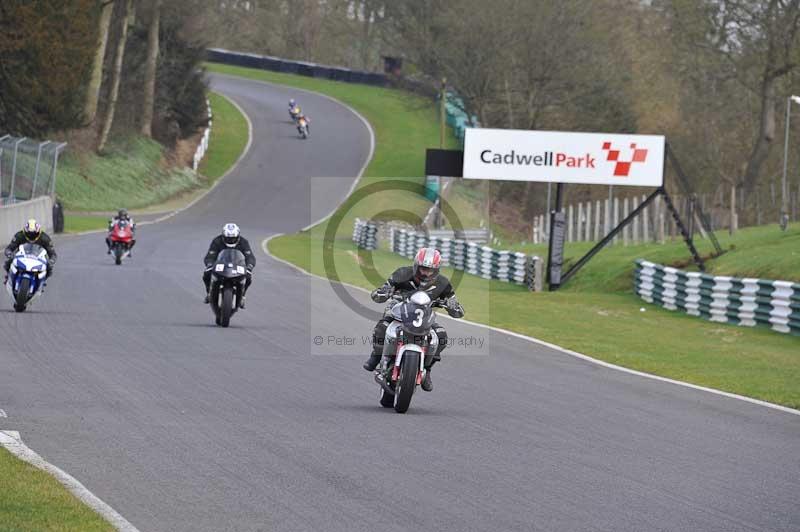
xmin=14 ymin=277 xmax=30 ymax=312
xmin=219 ymin=285 xmax=233 ymax=327
xmin=394 ymin=352 xmax=419 ymax=413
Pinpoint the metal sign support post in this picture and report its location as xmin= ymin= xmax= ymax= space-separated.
xmin=546 ymin=183 xmax=565 ymax=290
xmin=665 ymin=143 xmax=722 ymax=255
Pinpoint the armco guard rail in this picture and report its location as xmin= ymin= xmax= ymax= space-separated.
xmin=207 ymin=48 xmax=388 ymax=87
xmin=634 ymin=259 xmax=800 ymax=336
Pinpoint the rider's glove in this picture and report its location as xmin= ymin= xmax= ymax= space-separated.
xmin=47 ymin=257 xmax=57 ymax=267
xmin=371 ymin=286 xmax=391 ymax=303
xmin=4 ymin=249 xmax=12 ymax=259
xmin=445 ymin=295 xmax=464 ymax=318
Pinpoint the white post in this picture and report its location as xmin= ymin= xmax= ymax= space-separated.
xmin=577 ymin=202 xmax=584 ymax=242
xmin=585 ymin=201 xmax=592 ymax=241
xmin=632 ymin=196 xmax=639 ymax=243
xmin=568 ymin=204 xmax=574 ymax=242
xmin=623 ymin=197 xmax=630 ymax=246
xmin=642 ymin=194 xmax=649 ymax=243
xmin=613 ymin=197 xmax=620 ymax=244
xmin=594 ymin=200 xmax=601 ymax=241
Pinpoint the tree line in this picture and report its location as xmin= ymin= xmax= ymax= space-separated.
xmin=200 ymin=0 xmax=800 ymax=226
xmin=0 ymin=0 xmax=208 ymax=154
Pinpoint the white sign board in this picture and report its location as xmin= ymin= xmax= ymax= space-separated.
xmin=463 ymin=128 xmax=665 ymax=187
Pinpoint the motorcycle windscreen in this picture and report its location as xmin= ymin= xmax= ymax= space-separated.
xmin=214 ymin=248 xmax=247 ymax=279
xmin=20 ymin=243 xmax=45 ymax=257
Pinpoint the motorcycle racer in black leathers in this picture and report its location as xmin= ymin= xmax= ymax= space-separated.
xmin=363 ymin=247 xmax=464 ymax=392
xmin=3 ymin=219 xmax=57 ymax=283
xmin=203 ymin=223 xmax=255 ymax=309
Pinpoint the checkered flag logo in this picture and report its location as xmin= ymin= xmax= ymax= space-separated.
xmin=601 ymin=142 xmax=649 ymax=177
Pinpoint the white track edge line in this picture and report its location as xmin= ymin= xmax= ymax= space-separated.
xmin=61 ymin=89 xmax=254 ymax=237
xmin=261 ymin=236 xmax=800 ymax=418
xmin=0 ymin=431 xmax=140 ymax=531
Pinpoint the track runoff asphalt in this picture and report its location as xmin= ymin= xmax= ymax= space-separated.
xmin=0 ymin=73 xmax=798 ymax=532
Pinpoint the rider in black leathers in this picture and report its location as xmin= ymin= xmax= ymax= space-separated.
xmin=106 ymin=208 xmax=136 ymax=255
xmin=3 ymin=219 xmax=57 ymax=283
xmin=203 ymin=223 xmax=255 ymax=309
xmin=363 ymin=248 xmax=464 ymax=392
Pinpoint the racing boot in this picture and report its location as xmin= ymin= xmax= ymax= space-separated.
xmin=362 ymin=353 xmax=381 ymax=372
xmin=421 ymin=368 xmax=433 ymax=392
xmin=238 ymin=296 xmax=246 ymax=309
xmin=204 ymin=292 xmax=210 ymax=304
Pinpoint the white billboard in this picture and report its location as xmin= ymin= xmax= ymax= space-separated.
xmin=463 ymin=128 xmax=665 ymax=187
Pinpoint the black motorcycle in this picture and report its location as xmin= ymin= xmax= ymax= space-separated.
xmin=374 ymin=291 xmax=441 ymax=413
xmin=209 ymin=248 xmax=247 ymax=327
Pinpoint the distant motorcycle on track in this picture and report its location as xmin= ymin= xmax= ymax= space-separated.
xmin=5 ymin=243 xmax=48 ymax=312
xmin=297 ymin=116 xmax=310 ymax=139
xmin=108 ymin=220 xmax=134 ymax=265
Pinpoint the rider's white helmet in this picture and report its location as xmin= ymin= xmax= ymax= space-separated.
xmin=222 ymin=223 xmax=240 ymax=247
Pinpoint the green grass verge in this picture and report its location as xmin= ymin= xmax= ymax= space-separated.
xmin=0 ymin=447 xmax=113 ymax=531
xmin=62 ymin=215 xmax=109 ymax=234
xmin=198 ymin=92 xmax=249 ymax=180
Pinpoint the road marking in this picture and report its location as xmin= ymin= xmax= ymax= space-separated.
xmin=262 ymin=236 xmax=800 ymax=418
xmin=0 ymin=409 xmax=6 ymax=418
xmin=0 ymin=430 xmax=140 ymax=531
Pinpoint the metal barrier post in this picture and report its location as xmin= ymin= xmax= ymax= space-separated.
xmin=49 ymin=143 xmax=68 ymax=198
xmin=8 ymin=137 xmax=27 ymax=203
xmin=32 ymin=141 xmax=51 ymax=199
xmin=0 ymin=136 xmax=9 ymax=198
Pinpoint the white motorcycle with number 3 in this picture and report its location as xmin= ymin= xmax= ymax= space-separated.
xmin=374 ymin=291 xmax=439 ymax=413
xmin=5 ymin=243 xmax=48 ymax=312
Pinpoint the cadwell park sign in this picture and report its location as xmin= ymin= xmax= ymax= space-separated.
xmin=425 ymin=127 xmax=711 ymax=290
xmin=463 ymin=128 xmax=665 ymax=187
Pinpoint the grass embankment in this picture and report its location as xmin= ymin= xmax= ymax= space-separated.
xmin=61 ymin=91 xmax=248 ymax=232
xmin=0 ymin=447 xmax=113 ymax=531
xmin=210 ymin=63 xmax=799 ymax=408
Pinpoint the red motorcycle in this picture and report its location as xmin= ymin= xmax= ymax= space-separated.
xmin=108 ymin=220 xmax=134 ymax=265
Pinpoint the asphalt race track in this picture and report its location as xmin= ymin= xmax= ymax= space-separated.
xmin=1 ymin=73 xmax=798 ymax=532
